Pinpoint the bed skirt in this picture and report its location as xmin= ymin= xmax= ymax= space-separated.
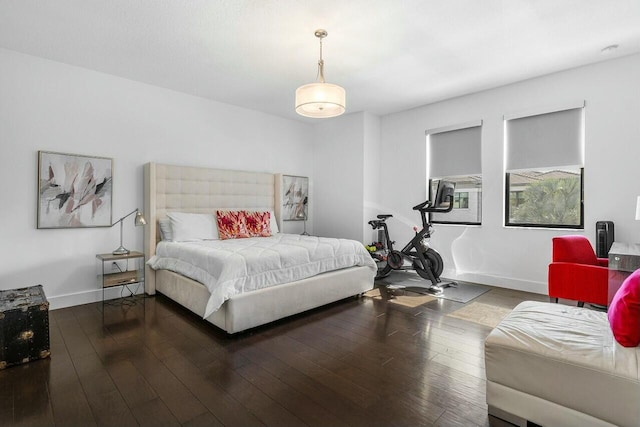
xmin=155 ymin=266 xmax=374 ymax=334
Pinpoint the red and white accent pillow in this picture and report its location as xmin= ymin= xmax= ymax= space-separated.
xmin=216 ymin=210 xmax=250 ymax=240
xmin=244 ymin=210 xmax=272 ymax=237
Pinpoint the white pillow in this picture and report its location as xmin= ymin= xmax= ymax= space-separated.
xmin=158 ymin=218 xmax=173 ymax=241
xmin=253 ymin=208 xmax=280 ymax=233
xmin=167 ymin=212 xmax=219 ymax=242
xmin=268 ymin=209 xmax=279 ymax=234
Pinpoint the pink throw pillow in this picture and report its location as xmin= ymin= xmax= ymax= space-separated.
xmin=216 ymin=210 xmax=249 ymax=240
xmin=608 ymin=269 xmax=640 ymax=347
xmin=244 ymin=210 xmax=271 ymax=237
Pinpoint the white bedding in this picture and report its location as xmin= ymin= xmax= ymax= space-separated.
xmin=147 ymin=233 xmax=376 ymax=318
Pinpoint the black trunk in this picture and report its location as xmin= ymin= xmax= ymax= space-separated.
xmin=0 ymin=285 xmax=50 ymax=369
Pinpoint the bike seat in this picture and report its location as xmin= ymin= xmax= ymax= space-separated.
xmin=377 ymin=214 xmax=393 ymax=219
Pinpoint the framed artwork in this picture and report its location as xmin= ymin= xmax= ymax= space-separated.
xmin=282 ymin=175 xmax=309 ymax=221
xmin=37 ymin=151 xmax=113 ymax=228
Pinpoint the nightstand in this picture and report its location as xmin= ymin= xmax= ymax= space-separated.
xmin=608 ymin=242 xmax=640 ymax=304
xmin=96 ymin=251 xmax=145 ymax=305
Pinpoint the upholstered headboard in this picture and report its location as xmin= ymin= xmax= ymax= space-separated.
xmin=143 ymin=162 xmax=282 ymax=294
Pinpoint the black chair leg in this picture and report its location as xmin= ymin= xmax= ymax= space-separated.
xmin=549 ymin=297 xmax=558 ymax=303
xmin=577 ymin=301 xmax=584 ymax=308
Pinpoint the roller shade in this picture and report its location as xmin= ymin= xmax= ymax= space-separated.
xmin=506 ymin=107 xmax=583 ymax=171
xmin=428 ymin=124 xmax=482 ymax=178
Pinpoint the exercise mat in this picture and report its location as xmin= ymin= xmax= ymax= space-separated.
xmin=376 ymin=271 xmax=490 ymax=303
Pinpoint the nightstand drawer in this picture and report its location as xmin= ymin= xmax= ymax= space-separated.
xmin=609 ymin=254 xmax=640 ymax=272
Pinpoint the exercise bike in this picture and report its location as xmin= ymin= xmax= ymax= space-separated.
xmin=368 ymin=180 xmax=456 ymax=294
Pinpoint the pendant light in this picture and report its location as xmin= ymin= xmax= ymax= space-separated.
xmin=295 ymin=29 xmax=346 ymax=118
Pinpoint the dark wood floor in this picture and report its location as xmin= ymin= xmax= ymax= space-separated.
xmin=0 ymin=282 xmax=550 ymax=427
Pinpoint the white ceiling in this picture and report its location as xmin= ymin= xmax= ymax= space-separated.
xmin=1 ymin=1 xmax=640 ymax=122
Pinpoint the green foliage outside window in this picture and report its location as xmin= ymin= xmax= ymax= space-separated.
xmin=508 ymin=174 xmax=581 ymax=226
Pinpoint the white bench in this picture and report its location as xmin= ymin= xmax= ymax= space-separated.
xmin=485 ymin=301 xmax=640 ymax=427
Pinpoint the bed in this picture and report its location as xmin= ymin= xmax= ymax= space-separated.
xmin=144 ymin=162 xmax=376 ymax=334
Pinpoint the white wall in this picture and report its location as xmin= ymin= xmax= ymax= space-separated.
xmin=0 ymin=48 xmax=313 ymax=308
xmin=375 ymin=53 xmax=640 ymax=293
xmin=4 ymin=46 xmax=639 ymax=308
xmin=312 ymin=112 xmax=365 ymax=241
xmin=312 ymin=111 xmax=383 ymax=243
xmin=362 ymin=113 xmax=382 ymax=244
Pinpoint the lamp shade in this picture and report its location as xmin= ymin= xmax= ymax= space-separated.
xmin=135 ymin=210 xmax=147 ymax=226
xmin=636 ymin=196 xmax=640 ymax=221
xmin=112 ymin=208 xmax=146 ymax=255
xmin=295 ymin=82 xmax=346 ymax=118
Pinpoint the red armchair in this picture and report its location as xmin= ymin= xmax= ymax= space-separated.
xmin=548 ymin=235 xmax=609 ymax=307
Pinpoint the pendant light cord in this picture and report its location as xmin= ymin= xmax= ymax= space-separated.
xmin=317 ymin=36 xmax=325 ymax=83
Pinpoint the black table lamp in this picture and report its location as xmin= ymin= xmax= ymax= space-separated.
xmin=112 ymin=208 xmax=146 ymax=255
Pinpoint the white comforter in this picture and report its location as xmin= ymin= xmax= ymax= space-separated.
xmin=147 ymin=233 xmax=376 ymax=318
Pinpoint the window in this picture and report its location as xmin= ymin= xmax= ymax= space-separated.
xmin=454 ymin=192 xmax=469 ymax=209
xmin=504 ymin=103 xmax=584 ymax=228
xmin=510 ymin=191 xmax=525 ymax=208
xmin=427 ymin=121 xmax=482 ymax=225
xmin=506 ymin=168 xmax=583 ymax=227
xmin=430 ymin=178 xmax=481 ymax=224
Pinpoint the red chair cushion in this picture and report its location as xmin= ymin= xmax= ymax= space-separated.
xmin=608 ymin=269 xmax=640 ymax=347
xmin=548 ymin=262 xmax=609 ymax=306
xmin=552 ymin=235 xmax=598 ymax=265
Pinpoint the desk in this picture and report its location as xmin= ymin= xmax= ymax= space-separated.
xmin=608 ymin=242 xmax=640 ymax=304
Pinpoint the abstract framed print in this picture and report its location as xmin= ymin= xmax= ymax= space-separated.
xmin=37 ymin=151 xmax=113 ymax=228
xmin=282 ymin=175 xmax=308 ymax=221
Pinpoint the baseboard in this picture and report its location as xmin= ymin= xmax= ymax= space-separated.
xmin=47 ymin=285 xmax=145 ymax=310
xmin=442 ymin=270 xmax=547 ymax=295
xmin=49 ymin=271 xmax=545 ymax=310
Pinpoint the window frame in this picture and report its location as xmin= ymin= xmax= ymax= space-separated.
xmin=503 ymin=102 xmax=585 ymax=230
xmin=426 ymin=120 xmax=483 ymax=226
xmin=504 ymin=167 xmax=584 ymax=229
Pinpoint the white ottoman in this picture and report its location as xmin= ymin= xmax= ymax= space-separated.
xmin=485 ymin=301 xmax=640 ymax=427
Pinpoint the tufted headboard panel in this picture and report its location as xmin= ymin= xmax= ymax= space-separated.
xmin=144 ymin=162 xmax=282 ymax=294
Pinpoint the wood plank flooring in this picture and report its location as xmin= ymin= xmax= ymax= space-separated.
xmin=0 ymin=283 xmax=550 ymax=427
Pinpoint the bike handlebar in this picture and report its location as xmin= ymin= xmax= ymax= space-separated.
xmin=412 ymin=200 xmax=431 ymax=211
xmin=369 ymin=220 xmax=383 ymax=229
xmin=412 ymin=196 xmax=455 ymax=214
